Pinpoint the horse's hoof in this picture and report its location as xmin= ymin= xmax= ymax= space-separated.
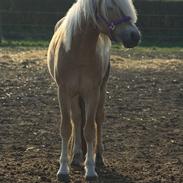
xmin=57 ymin=173 xmax=70 ymax=182
xmin=85 ymin=175 xmax=98 ymax=182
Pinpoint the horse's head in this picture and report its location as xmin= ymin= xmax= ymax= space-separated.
xmin=94 ymin=0 xmax=141 ymax=48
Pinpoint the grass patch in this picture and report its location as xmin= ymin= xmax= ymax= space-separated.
xmin=1 ymin=39 xmax=183 ymax=59
xmin=0 ymin=39 xmax=49 ymax=47
xmin=112 ymin=41 xmax=183 ymax=59
xmin=1 ymin=39 xmax=183 ymax=49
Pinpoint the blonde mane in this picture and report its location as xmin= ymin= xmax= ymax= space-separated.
xmin=121 ymin=0 xmax=137 ymax=23
xmin=57 ymin=0 xmax=137 ymax=52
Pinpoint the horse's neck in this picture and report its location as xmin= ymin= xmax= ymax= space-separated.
xmin=71 ymin=18 xmax=99 ymax=56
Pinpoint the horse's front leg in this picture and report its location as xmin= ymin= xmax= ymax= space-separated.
xmin=71 ymin=97 xmax=83 ymax=167
xmin=57 ymin=87 xmax=72 ymax=181
xmin=84 ymin=90 xmax=100 ymax=181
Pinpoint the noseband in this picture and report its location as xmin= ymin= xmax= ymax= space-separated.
xmin=92 ymin=0 xmax=131 ymax=41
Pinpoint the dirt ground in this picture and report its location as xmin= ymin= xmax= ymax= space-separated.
xmin=0 ymin=47 xmax=183 ymax=183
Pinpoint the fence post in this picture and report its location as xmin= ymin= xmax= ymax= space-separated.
xmin=0 ymin=12 xmax=3 ymax=43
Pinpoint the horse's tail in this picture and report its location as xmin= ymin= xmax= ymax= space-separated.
xmin=79 ymin=96 xmax=87 ymax=156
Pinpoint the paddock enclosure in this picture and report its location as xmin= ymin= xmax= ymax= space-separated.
xmin=0 ymin=47 xmax=183 ymax=183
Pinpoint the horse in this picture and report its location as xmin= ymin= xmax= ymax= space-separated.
xmin=47 ymin=0 xmax=141 ymax=181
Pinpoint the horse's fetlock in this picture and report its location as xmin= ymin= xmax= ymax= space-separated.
xmin=60 ymin=157 xmax=68 ymax=163
xmin=85 ymin=159 xmax=95 ymax=166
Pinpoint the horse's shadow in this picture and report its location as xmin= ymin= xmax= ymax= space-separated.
xmin=95 ymin=164 xmax=134 ymax=183
xmin=68 ymin=164 xmax=135 ymax=183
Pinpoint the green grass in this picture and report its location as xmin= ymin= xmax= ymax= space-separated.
xmin=1 ymin=39 xmax=183 ymax=59
xmin=112 ymin=44 xmax=183 ymax=59
xmin=0 ymin=39 xmax=49 ymax=47
xmin=1 ymin=38 xmax=183 ymax=48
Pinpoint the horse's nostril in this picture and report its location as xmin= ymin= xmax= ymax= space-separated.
xmin=131 ymin=31 xmax=140 ymax=43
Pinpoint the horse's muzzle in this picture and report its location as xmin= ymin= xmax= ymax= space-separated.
xmin=122 ymin=30 xmax=141 ymax=48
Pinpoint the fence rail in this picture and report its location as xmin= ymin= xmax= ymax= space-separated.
xmin=0 ymin=0 xmax=183 ymax=42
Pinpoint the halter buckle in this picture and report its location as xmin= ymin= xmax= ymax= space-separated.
xmin=109 ymin=22 xmax=116 ymax=31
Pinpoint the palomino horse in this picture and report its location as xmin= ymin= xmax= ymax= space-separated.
xmin=47 ymin=0 xmax=141 ymax=181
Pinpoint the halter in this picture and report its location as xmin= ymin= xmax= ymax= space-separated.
xmin=92 ymin=0 xmax=131 ymax=41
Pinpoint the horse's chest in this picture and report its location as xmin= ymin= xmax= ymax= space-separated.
xmin=61 ymin=64 xmax=104 ymax=93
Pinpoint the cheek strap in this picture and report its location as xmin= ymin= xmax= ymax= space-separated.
xmin=92 ymin=0 xmax=131 ymax=41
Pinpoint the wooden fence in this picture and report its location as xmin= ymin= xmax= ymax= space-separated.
xmin=0 ymin=0 xmax=183 ymax=42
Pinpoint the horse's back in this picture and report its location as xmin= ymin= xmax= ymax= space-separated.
xmin=54 ymin=17 xmax=65 ymax=32
xmin=47 ymin=18 xmax=65 ymax=80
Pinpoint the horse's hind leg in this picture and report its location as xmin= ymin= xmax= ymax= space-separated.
xmin=96 ymin=64 xmax=110 ymax=166
xmin=71 ymin=96 xmax=83 ymax=167
xmin=57 ymin=87 xmax=72 ymax=181
xmin=84 ymin=90 xmax=100 ymax=181
xmin=96 ymin=88 xmax=105 ymax=167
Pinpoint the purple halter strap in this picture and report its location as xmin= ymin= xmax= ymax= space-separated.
xmin=92 ymin=0 xmax=131 ymax=41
